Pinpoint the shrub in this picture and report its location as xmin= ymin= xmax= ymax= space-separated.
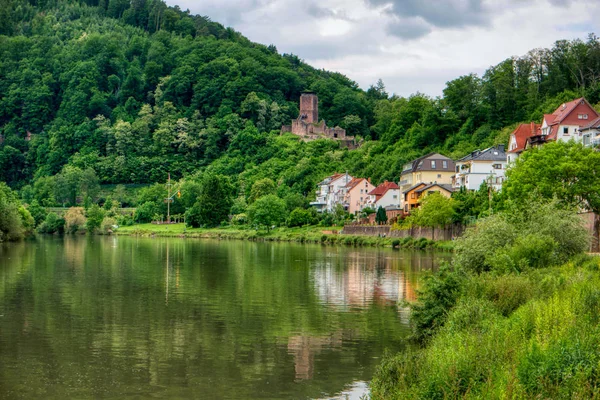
xmin=455 ymin=200 xmax=588 ymax=274
xmin=231 ymin=213 xmax=248 ymax=225
xmin=37 ymin=212 xmax=65 ymax=234
xmin=410 ymin=264 xmax=466 ymax=343
xmin=85 ymin=204 xmax=105 ymax=233
xmin=100 ymin=217 xmax=117 ymax=234
xmin=64 ymin=207 xmax=87 ymax=234
xmin=391 ymin=239 xmax=400 ymax=248
xmin=134 ymin=201 xmax=159 ymax=223
xmin=287 ymin=208 xmax=315 ymax=227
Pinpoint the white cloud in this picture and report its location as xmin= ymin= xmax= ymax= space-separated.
xmin=167 ymin=0 xmax=600 ymax=97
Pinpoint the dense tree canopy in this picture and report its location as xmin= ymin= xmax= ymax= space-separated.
xmin=0 ymin=0 xmax=599 ymax=224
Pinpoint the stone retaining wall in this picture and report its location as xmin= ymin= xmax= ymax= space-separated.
xmin=341 ymin=224 xmax=465 ymax=241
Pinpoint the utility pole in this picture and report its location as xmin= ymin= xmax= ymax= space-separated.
xmin=166 ymin=173 xmax=172 ymax=223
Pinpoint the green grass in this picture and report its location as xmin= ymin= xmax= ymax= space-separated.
xmin=369 ymin=256 xmax=600 ymax=399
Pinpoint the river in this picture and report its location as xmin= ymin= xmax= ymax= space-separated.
xmin=0 ymin=236 xmax=450 ymax=399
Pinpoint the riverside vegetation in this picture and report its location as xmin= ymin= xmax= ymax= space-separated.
xmin=369 ymin=200 xmax=600 ymax=399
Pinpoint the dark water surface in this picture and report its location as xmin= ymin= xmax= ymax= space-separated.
xmin=0 ymin=236 xmax=450 ymax=399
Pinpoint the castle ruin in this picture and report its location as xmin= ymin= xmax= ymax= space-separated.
xmin=281 ymin=93 xmax=357 ymax=148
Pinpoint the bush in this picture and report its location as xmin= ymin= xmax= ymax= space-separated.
xmin=100 ymin=217 xmax=117 ymax=234
xmin=64 ymin=207 xmax=87 ymax=234
xmin=287 ymin=208 xmax=315 ymax=227
xmin=134 ymin=201 xmax=159 ymax=223
xmin=231 ymin=213 xmax=248 ymax=225
xmin=27 ymin=200 xmax=47 ymax=227
xmin=410 ymin=264 xmax=466 ymax=343
xmin=37 ymin=212 xmax=65 ymax=234
xmin=391 ymin=239 xmax=400 ymax=248
xmin=85 ymin=204 xmax=105 ymax=233
xmin=454 ymin=200 xmax=588 ymax=274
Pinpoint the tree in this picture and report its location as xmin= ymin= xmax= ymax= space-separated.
xmin=249 ymin=178 xmax=276 ymax=203
xmin=134 ymin=202 xmax=159 ymax=223
xmin=185 ymin=174 xmax=233 ymax=228
xmin=504 ymin=141 xmax=600 ymax=214
xmin=65 ymin=207 xmax=87 ymax=234
xmin=247 ymin=195 xmax=287 ymax=231
xmin=375 ymin=206 xmax=388 ymax=225
xmin=287 ymin=208 xmax=315 ymax=227
xmin=408 ymin=193 xmax=455 ymax=230
xmin=0 ymin=183 xmax=25 ymax=241
xmin=37 ymin=213 xmax=65 ymax=235
xmin=85 ymin=205 xmax=105 ymax=233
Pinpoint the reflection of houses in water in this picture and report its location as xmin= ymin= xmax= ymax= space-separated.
xmin=312 ymin=251 xmax=420 ymax=308
xmin=287 ymin=334 xmax=342 ymax=380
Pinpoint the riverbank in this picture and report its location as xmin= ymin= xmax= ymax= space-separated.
xmin=115 ymin=223 xmax=455 ymax=250
xmin=369 ymin=255 xmax=600 ymax=399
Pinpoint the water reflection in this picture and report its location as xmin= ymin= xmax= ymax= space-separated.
xmin=0 ymin=237 xmax=450 ymax=399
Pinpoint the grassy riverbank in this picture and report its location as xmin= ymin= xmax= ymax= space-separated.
xmin=115 ymin=223 xmax=454 ymax=250
xmin=369 ymin=201 xmax=599 ymax=399
xmin=370 ymin=256 xmax=600 ymax=399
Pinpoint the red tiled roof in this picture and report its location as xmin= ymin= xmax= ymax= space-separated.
xmin=582 ymin=116 xmax=600 ymax=130
xmin=368 ymin=181 xmax=399 ymax=197
xmin=344 ymin=177 xmax=365 ymax=190
xmin=508 ymin=122 xmax=540 ymax=153
xmin=543 ymin=114 xmax=555 ymax=125
xmin=551 ymin=98 xmax=584 ymax=123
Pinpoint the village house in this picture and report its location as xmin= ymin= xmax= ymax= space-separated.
xmin=580 ymin=116 xmax=600 ymax=147
xmin=310 ymin=173 xmax=353 ymax=213
xmin=367 ymin=181 xmax=401 ymax=210
xmin=281 ymin=93 xmax=357 ymax=148
xmin=507 ymin=98 xmax=600 ymax=162
xmin=342 ymin=178 xmax=376 ymax=215
xmin=454 ymin=145 xmax=507 ymax=191
xmin=403 ymin=183 xmax=454 ymax=213
xmin=399 ymin=153 xmax=455 ymax=208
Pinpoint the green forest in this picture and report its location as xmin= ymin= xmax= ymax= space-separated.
xmin=1 ymin=0 xmax=600 ymax=233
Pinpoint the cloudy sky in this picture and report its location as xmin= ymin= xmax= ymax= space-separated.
xmin=166 ymin=0 xmax=600 ymax=97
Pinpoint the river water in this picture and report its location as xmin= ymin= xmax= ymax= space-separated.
xmin=0 ymin=236 xmax=450 ymax=399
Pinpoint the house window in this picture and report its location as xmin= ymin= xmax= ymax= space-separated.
xmin=563 ymin=127 xmax=569 ymax=134
xmin=431 ymin=160 xmax=436 ymax=169
xmin=360 ymin=189 xmax=363 ymax=194
xmin=584 ymin=114 xmax=589 ymax=119
xmin=493 ymin=164 xmax=502 ymax=169
xmin=360 ymin=197 xmax=363 ymax=201
xmin=456 ymin=166 xmax=460 ymax=173
xmin=579 ymin=114 xmax=589 ymax=120
xmin=411 ymin=193 xmax=415 ymax=199
xmin=437 ymin=174 xmax=442 ymax=178
xmin=393 ymin=195 xmax=398 ymax=199
xmin=442 ymin=161 xmax=448 ymax=169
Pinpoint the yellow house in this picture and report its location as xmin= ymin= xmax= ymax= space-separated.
xmin=399 ymin=153 xmax=455 ymax=208
xmin=403 ymin=183 xmax=454 ymax=213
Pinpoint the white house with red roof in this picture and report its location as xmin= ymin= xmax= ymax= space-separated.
xmin=507 ymin=98 xmax=599 ymax=163
xmin=367 ymin=181 xmax=401 ymax=210
xmin=310 ymin=172 xmax=353 ymax=212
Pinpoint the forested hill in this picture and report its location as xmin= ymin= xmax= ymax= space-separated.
xmin=1 ymin=0 xmax=600 ymax=201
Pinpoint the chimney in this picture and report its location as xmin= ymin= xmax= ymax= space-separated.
xmin=498 ymin=144 xmax=505 ymax=152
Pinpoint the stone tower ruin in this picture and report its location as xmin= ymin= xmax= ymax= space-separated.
xmin=299 ymin=93 xmax=318 ymax=124
xmin=280 ymin=93 xmax=358 ymax=149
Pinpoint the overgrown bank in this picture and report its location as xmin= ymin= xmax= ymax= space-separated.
xmin=370 ymin=200 xmax=598 ymax=399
